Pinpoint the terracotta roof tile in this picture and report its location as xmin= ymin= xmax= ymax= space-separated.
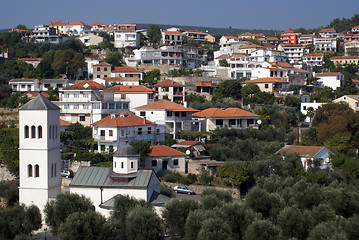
xmin=64 ymin=80 xmax=105 ymax=90
xmin=196 ymin=81 xmax=220 ymax=87
xmin=148 ymin=145 xmax=186 ymax=157
xmin=305 ymin=53 xmax=324 ymax=57
xmin=319 ymin=28 xmax=335 ymax=33
xmin=93 ymin=112 xmax=155 ymax=127
xmin=112 ymin=66 xmax=142 ymax=73
xmin=90 ymin=22 xmax=107 ymax=27
xmin=282 ymin=29 xmax=294 ymax=34
xmin=48 ymin=21 xmax=68 ymax=26
xmin=244 ymin=78 xmax=289 ymax=83
xmin=135 ymin=100 xmax=198 ymax=112
xmin=94 ymin=62 xmax=112 ymax=66
xmin=268 ymin=62 xmax=294 ymax=68
xmin=316 ymin=72 xmax=341 ymax=77
xmin=106 ymin=85 xmax=155 ymax=93
xmin=223 ymin=36 xmax=238 ymax=40
xmin=238 ymin=44 xmax=264 ymax=49
xmin=215 ymin=54 xmax=230 ymax=59
xmin=240 ymin=32 xmax=255 ymax=36
xmin=68 ymin=21 xmax=90 ymax=27
xmin=60 ymin=119 xmax=71 ymax=126
xmin=102 ymin=26 xmax=119 ymax=31
xmin=265 ymin=37 xmax=279 ymax=41
xmin=276 ymin=145 xmax=326 ymax=157
xmin=162 ymin=31 xmax=182 ymax=34
xmin=193 ymin=108 xmax=258 ymax=118
xmin=28 ymin=92 xmax=50 ymax=97
xmin=352 ymin=79 xmax=359 ymax=83
xmin=103 ymin=77 xmax=140 ymax=82
xmin=175 ymin=140 xmax=201 ymax=147
xmin=153 ymin=79 xmax=183 ymax=87
xmin=330 ymin=56 xmax=359 ymax=60
xmin=294 ymin=68 xmax=311 ymax=73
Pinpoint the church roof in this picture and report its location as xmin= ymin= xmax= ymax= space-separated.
xmin=19 ymin=94 xmax=60 ymax=110
xmin=113 ymin=144 xmax=140 ymax=157
xmin=70 ymin=167 xmax=154 ymax=188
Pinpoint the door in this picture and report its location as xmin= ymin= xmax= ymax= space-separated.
xmin=162 ymin=160 xmax=168 ymax=170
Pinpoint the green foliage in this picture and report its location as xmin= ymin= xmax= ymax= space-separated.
xmin=104 ymin=51 xmax=124 ymax=66
xmin=244 ymin=220 xmax=281 ymax=240
xmin=241 ymin=83 xmax=275 ymax=105
xmin=160 ymin=184 xmax=175 ymax=198
xmin=218 ymin=59 xmax=228 ymax=67
xmin=142 ymin=69 xmax=160 ymax=85
xmin=163 ymin=171 xmax=198 ymax=185
xmin=213 ymin=79 xmax=242 ymax=101
xmin=0 ymin=204 xmax=42 ymax=240
xmin=44 ymin=192 xmax=94 ymax=235
xmin=130 ymin=141 xmax=151 ymax=156
xmin=219 ymin=163 xmax=252 ymax=187
xmin=310 ymin=87 xmax=336 ymax=102
xmin=168 ymin=67 xmax=193 ymax=77
xmin=0 ymin=180 xmax=19 ymax=206
xmin=185 ymin=93 xmax=242 ymax=110
xmin=0 ymin=126 xmax=19 ymax=176
xmin=197 ymin=217 xmax=230 ymax=240
xmin=309 ymin=220 xmax=348 ymax=240
xmin=147 ymin=25 xmax=161 ymax=47
xmin=125 ymin=206 xmax=163 ymax=240
xmin=327 ymin=14 xmax=359 ymax=33
xmin=284 ymin=95 xmax=301 ymax=110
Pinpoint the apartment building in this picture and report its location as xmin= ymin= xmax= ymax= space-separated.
xmin=313 ymin=38 xmax=337 ymax=52
xmin=161 ymin=30 xmax=183 ymax=46
xmin=278 ymin=44 xmax=306 ymax=64
xmin=280 ymin=29 xmax=301 ymax=44
xmin=153 ymin=79 xmax=185 ymax=103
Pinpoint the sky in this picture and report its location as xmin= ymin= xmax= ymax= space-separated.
xmin=1 ymin=0 xmax=359 ymax=31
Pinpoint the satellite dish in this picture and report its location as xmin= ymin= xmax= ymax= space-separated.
xmin=186 ymin=150 xmax=191 ymax=155
xmin=257 ymin=119 xmax=262 ymax=125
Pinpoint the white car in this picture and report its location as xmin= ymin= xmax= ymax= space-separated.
xmin=61 ymin=170 xmax=73 ymax=178
xmin=174 ymin=185 xmax=194 ymax=195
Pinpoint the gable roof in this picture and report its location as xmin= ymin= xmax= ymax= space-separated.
xmin=244 ymin=78 xmax=289 ymax=83
xmin=316 ymin=72 xmax=341 ymax=77
xmin=48 ymin=21 xmax=68 ymax=26
xmin=294 ymin=68 xmax=311 ymax=74
xmin=153 ymin=79 xmax=183 ymax=87
xmin=352 ymin=79 xmax=359 ymax=83
xmin=9 ymin=78 xmax=38 ymax=83
xmin=94 ymin=62 xmax=112 ymax=66
xmin=267 ymin=62 xmax=294 ymax=68
xmin=27 ymin=92 xmax=50 ymax=98
xmin=282 ymin=29 xmax=294 ymax=34
xmin=330 ymin=56 xmax=359 ymax=60
xmin=102 ymin=26 xmax=119 ymax=31
xmin=319 ymin=28 xmax=335 ymax=33
xmin=238 ymin=44 xmax=264 ymax=49
xmin=60 ymin=119 xmax=71 ymax=126
xmin=135 ymin=100 xmax=198 ymax=112
xmin=103 ymin=77 xmax=140 ymax=82
xmin=19 ymin=94 xmax=60 ymax=110
xmin=64 ymin=80 xmax=105 ymax=90
xmin=222 ymin=36 xmax=238 ymax=40
xmin=305 ymin=53 xmax=324 ymax=57
xmin=162 ymin=31 xmax=182 ymax=34
xmin=92 ymin=112 xmax=156 ymax=127
xmin=148 ymin=145 xmax=186 ymax=157
xmin=193 ymin=108 xmax=258 ymax=118
xmin=265 ymin=37 xmax=279 ymax=41
xmin=173 ymin=140 xmax=201 ymax=147
xmin=68 ymin=21 xmax=90 ymax=27
xmin=276 ymin=145 xmax=329 ymax=158
xmin=112 ymin=66 xmax=142 ymax=73
xmin=106 ymin=85 xmax=155 ymax=93
xmin=90 ymin=22 xmax=107 ymax=27
xmin=215 ymin=54 xmax=230 ymax=59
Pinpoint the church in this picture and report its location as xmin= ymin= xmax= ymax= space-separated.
xmin=18 ymin=94 xmax=163 ymax=218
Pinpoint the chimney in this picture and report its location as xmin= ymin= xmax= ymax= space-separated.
xmin=183 ymin=101 xmax=187 ymax=108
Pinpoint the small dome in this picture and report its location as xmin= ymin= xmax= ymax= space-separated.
xmin=113 ymin=144 xmax=140 ymax=157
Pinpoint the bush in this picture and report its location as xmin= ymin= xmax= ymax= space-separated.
xmin=160 ymin=184 xmax=174 ymax=198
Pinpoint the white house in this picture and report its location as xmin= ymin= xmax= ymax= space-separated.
xmin=78 ymin=33 xmax=104 ymax=47
xmin=276 ymin=145 xmax=333 ymax=170
xmin=219 ymin=36 xmax=239 ymax=48
xmin=104 ymin=85 xmax=156 ymax=111
xmin=144 ymin=145 xmax=187 ymax=173
xmin=94 ymin=77 xmax=140 ymax=87
xmin=92 ymin=112 xmax=165 ymax=153
xmin=70 ymin=144 xmax=162 ymax=217
xmin=111 ymin=66 xmax=143 ymax=79
xmin=18 ymin=94 xmax=62 ymax=216
xmin=153 ymin=79 xmax=185 ymax=103
xmin=251 ymin=67 xmax=289 ymax=80
xmin=192 ymin=108 xmax=259 ymax=131
xmin=134 ymin=100 xmax=199 ymax=138
xmin=40 ymin=79 xmax=70 ymax=91
xmin=66 ymin=21 xmax=91 ymax=36
xmin=114 ymin=31 xmax=140 ymax=48
xmin=161 ymin=30 xmax=183 ymax=46
xmin=90 ymin=22 xmax=107 ymax=32
xmin=300 ymin=101 xmax=325 ymax=123
xmin=244 ymin=78 xmax=290 ymax=93
xmin=9 ymin=78 xmax=41 ymax=92
xmin=48 ymin=21 xmax=69 ymax=35
xmin=315 ymin=72 xmax=344 ymax=90
xmin=277 ymin=44 xmax=306 ymax=64
xmin=313 ymin=37 xmax=337 ymax=52
xmin=303 ymin=53 xmax=325 ymax=68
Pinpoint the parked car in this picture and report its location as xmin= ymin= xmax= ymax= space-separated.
xmin=174 ymin=185 xmax=194 ymax=195
xmin=61 ymin=169 xmax=73 ymax=178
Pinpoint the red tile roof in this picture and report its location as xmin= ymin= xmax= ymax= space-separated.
xmin=268 ymin=62 xmax=294 ymax=68
xmin=266 ymin=37 xmax=279 ymax=41
xmin=94 ymin=62 xmax=112 ymax=66
xmin=240 ymin=32 xmax=255 ymax=36
xmin=90 ymin=22 xmax=107 ymax=27
xmin=103 ymin=77 xmax=140 ymax=82
xmin=184 ymin=30 xmax=205 ymax=34
xmin=8 ymin=29 xmax=28 ymax=32
xmin=93 ymin=112 xmax=155 ymax=127
xmin=28 ymin=92 xmax=50 ymax=97
xmin=316 ymin=72 xmax=341 ymax=77
xmin=245 ymin=78 xmax=289 ymax=84
xmin=162 ymin=31 xmax=182 ymax=34
xmin=48 ymin=21 xmax=68 ymax=26
xmin=282 ymin=29 xmax=294 ymax=34
xmin=353 ymin=26 xmax=359 ymax=29
xmin=276 ymin=145 xmax=327 ymax=157
xmin=352 ymin=79 xmax=359 ymax=83
xmin=193 ymin=108 xmax=258 ymax=118
xmin=281 ymin=44 xmax=304 ymax=48
xmin=305 ymin=53 xmax=324 ymax=57
xmin=196 ymin=81 xmax=220 ymax=87
xmin=294 ymin=68 xmax=311 ymax=74
xmin=68 ymin=21 xmax=90 ymax=27
xmin=102 ymin=26 xmax=119 ymax=31
xmin=264 ymin=67 xmax=286 ymax=71
xmin=64 ymin=80 xmax=105 ymax=90
xmin=215 ymin=54 xmax=230 ymax=59
xmin=223 ymin=36 xmax=238 ymax=40
xmin=106 ymin=85 xmax=155 ymax=93
xmin=60 ymin=119 xmax=71 ymax=126
xmin=153 ymin=79 xmax=183 ymax=87
xmin=18 ymin=58 xmax=42 ymax=61
xmin=175 ymin=140 xmax=201 ymax=147
xmin=135 ymin=100 xmax=198 ymax=112
xmin=112 ymin=66 xmax=142 ymax=73
xmin=148 ymin=145 xmax=186 ymax=157
xmin=330 ymin=56 xmax=359 ymax=60
xmin=238 ymin=44 xmax=264 ymax=49
xmin=319 ymin=28 xmax=335 ymax=33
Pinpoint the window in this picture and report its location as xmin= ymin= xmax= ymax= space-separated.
xmin=97 ymin=67 xmax=100 ymax=71
xmin=74 ymin=93 xmax=79 ymax=98
xmin=38 ymin=126 xmax=42 ymax=138
xmin=161 ymin=87 xmax=169 ymax=92
xmin=28 ymin=164 xmax=33 ymax=177
xmin=121 ymin=94 xmax=126 ymax=99
xmin=104 ymin=67 xmax=107 ymax=71
xmin=79 ymin=116 xmax=85 ymax=122
xmin=31 ymin=125 xmax=36 ymax=138
xmin=131 ymin=162 xmax=134 ymax=169
xmin=123 ymin=103 xmax=129 ymax=109
xmin=216 ymin=120 xmax=223 ymax=126
xmin=140 ymin=111 xmax=146 ymax=117
xmin=121 ymin=130 xmax=125 ymax=136
xmin=152 ymin=160 xmax=157 ymax=166
xmin=229 ymin=119 xmax=236 ymax=126
xmin=49 ymin=126 xmax=52 ymax=139
xmin=100 ymin=130 xmax=105 ymax=136
xmin=109 ymin=130 xmax=113 ymax=136
xmin=181 ymin=112 xmax=186 ymax=117
xmin=138 ymin=128 xmax=142 ymax=135
xmin=265 ymin=84 xmax=269 ymax=88
xmin=148 ymin=127 xmax=152 ymax=134
xmin=175 ymin=112 xmax=180 ymax=117
xmin=121 ymin=162 xmax=124 ymax=168
xmin=24 ymin=125 xmax=29 ymax=138
xmin=93 ymin=103 xmax=101 ymax=109
xmin=100 ymin=145 xmax=106 ymax=152
xmin=116 ymin=103 xmax=122 ymax=109
xmin=35 ymin=165 xmax=39 ymax=178
xmin=55 ymin=126 xmax=58 ymax=138
xmin=51 ymin=164 xmax=54 ymax=178
xmin=74 ymin=104 xmax=79 ymax=109
xmin=173 ymin=159 xmax=178 ymax=165
xmin=247 ymin=119 xmax=254 ymax=125
xmin=109 ymin=103 xmax=115 ymax=109
xmin=55 ymin=164 xmax=57 ymax=177
xmin=167 ymin=111 xmax=173 ymax=117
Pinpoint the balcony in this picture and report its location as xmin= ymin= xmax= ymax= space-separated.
xmin=174 ymin=91 xmax=183 ymax=95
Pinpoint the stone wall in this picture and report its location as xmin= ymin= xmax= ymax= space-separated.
xmin=0 ymin=108 xmax=18 ymax=123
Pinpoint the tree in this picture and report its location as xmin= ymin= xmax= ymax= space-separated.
xmin=125 ymin=206 xmax=163 ymax=240
xmin=58 ymin=210 xmax=112 ymax=240
xmin=309 ymin=221 xmax=348 ymax=240
xmin=197 ymin=218 xmax=231 ymax=240
xmin=130 ymin=141 xmax=152 ymax=156
xmin=219 ymin=59 xmax=228 ymax=67
xmin=213 ymin=79 xmax=242 ymax=101
xmin=284 ymin=95 xmax=301 ymax=110
xmin=142 ymin=69 xmax=160 ymax=85
xmin=219 ymin=163 xmax=252 ymax=187
xmin=15 ymin=24 xmax=27 ymax=30
xmin=104 ymin=52 xmax=124 ymax=66
xmin=44 ymin=192 xmax=94 ymax=235
xmin=244 ymin=220 xmax=281 ymax=240
xmin=147 ymin=25 xmax=161 ymax=47
xmin=0 ymin=180 xmax=19 ymax=206
xmin=0 ymin=126 xmax=19 ymax=176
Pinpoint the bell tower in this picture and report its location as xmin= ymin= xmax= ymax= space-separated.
xmin=18 ymin=94 xmax=61 ymax=215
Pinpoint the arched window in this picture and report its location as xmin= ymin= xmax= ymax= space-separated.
xmin=55 ymin=125 xmax=58 ymax=138
xmin=52 ymin=125 xmax=55 ymax=140
xmin=35 ymin=164 xmax=39 ymax=177
xmin=28 ymin=164 xmax=33 ymax=177
xmin=24 ymin=126 xmax=29 ymax=138
xmin=31 ymin=125 xmax=36 ymax=138
xmin=54 ymin=164 xmax=57 ymax=177
xmin=121 ymin=162 xmax=124 ymax=168
xmin=51 ymin=164 xmax=54 ymax=178
xmin=131 ymin=162 xmax=134 ymax=169
xmin=38 ymin=126 xmax=42 ymax=138
xmin=49 ymin=126 xmax=52 ymax=139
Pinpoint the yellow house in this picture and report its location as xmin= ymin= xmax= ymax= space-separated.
xmin=333 ymin=95 xmax=359 ymax=111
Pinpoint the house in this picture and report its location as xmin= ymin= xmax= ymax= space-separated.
xmin=344 ymin=40 xmax=359 ymax=56
xmin=303 ymin=53 xmax=325 ymax=68
xmin=90 ymin=22 xmax=107 ymax=32
xmin=18 ymin=58 xmax=42 ymax=68
xmin=333 ymin=95 xmax=359 ymax=112
xmin=171 ymin=140 xmax=205 ymax=157
xmin=94 ymin=77 xmax=140 ymax=87
xmin=237 ymin=44 xmax=264 ymax=55
xmin=25 ymin=92 xmax=50 ymax=99
xmin=24 ymin=25 xmax=66 ymax=44
xmin=280 ymin=29 xmax=301 ymax=44
xmin=318 ymin=28 xmax=338 ymax=38
xmin=153 ymin=79 xmax=185 ymax=103
xmin=161 ymin=30 xmax=183 ymax=46
xmin=219 ymin=36 xmax=239 ymax=48
xmin=9 ymin=78 xmax=41 ymax=92
xmin=352 ymin=79 xmax=359 ymax=88
xmin=276 ymin=145 xmax=333 ymax=170
xmin=78 ymin=33 xmax=104 ymax=47
xmin=313 ymin=37 xmax=337 ymax=52
xmin=66 ymin=21 xmax=91 ymax=36
xmin=192 ymin=107 xmax=259 ymax=131
xmin=263 ymin=37 xmax=280 ymax=45
xmin=300 ymin=100 xmax=325 ymax=123
xmin=104 ymin=85 xmax=156 ymax=111
xmin=277 ymin=44 xmax=306 ymax=64
xmin=352 ymin=26 xmax=359 ymax=34
xmin=249 ymin=49 xmax=287 ymax=63
xmin=114 ymin=25 xmax=140 ymax=48
xmin=144 ymin=145 xmax=187 ymax=173
xmin=48 ymin=20 xmax=69 ymax=34
xmin=196 ymin=81 xmax=220 ymax=95
xmin=70 ymin=143 xmax=162 ymax=217
xmin=92 ymin=62 xmax=112 ymax=79
xmin=288 ymin=68 xmax=311 ymax=85
xmin=298 ymin=34 xmax=315 ymax=47
xmin=55 ymin=80 xmax=129 ymax=125
xmin=251 ymin=67 xmax=289 ymax=81
xmin=183 ymin=30 xmax=215 ymax=43
xmin=60 ymin=119 xmax=71 ymax=132
xmin=244 ymin=78 xmax=289 ymax=93
xmin=92 ymin=112 xmax=165 ymax=153
xmin=40 ymin=79 xmax=70 ymax=91
xmin=343 ymin=33 xmax=359 ymax=43
xmin=101 ymin=26 xmax=119 ymax=36
xmin=134 ymin=100 xmax=199 ymax=138
xmin=315 ymin=72 xmax=344 ymax=90
xmin=329 ymin=56 xmax=359 ymax=66
xmin=111 ymin=66 xmax=143 ymax=79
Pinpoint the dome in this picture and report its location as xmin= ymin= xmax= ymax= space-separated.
xmin=113 ymin=144 xmax=140 ymax=157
